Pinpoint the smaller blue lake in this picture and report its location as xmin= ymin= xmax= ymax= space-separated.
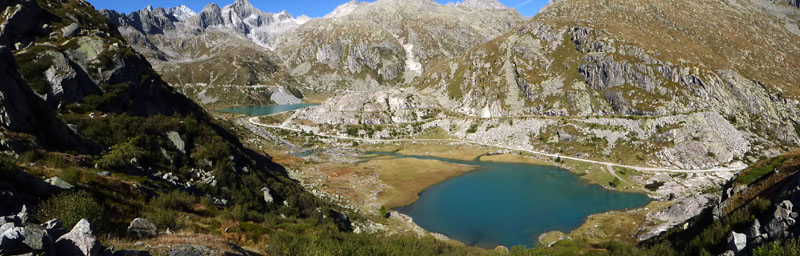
xmin=217 ymin=104 xmax=320 ymax=116
xmin=369 ymin=152 xmax=651 ymax=249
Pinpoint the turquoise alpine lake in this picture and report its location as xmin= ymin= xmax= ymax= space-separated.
xmin=367 ymin=151 xmax=651 ymax=249
xmin=217 ymin=104 xmax=320 ymax=116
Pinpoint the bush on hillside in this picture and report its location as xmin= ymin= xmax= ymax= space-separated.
xmin=0 ymin=155 xmax=16 ymax=179
xmin=36 ymin=190 xmax=106 ymax=230
xmin=143 ymin=190 xmax=197 ymax=231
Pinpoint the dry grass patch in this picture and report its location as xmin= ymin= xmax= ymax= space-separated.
xmin=361 ymin=157 xmax=477 ymax=209
xmin=360 ymin=143 xmax=491 ymax=161
xmin=479 ymin=153 xmax=554 ymax=166
xmin=568 ymin=207 xmax=648 ymax=244
xmin=396 ymin=143 xmax=491 ymax=161
xmin=104 ymin=232 xmax=256 ymax=256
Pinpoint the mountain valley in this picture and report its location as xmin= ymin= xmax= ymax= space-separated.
xmin=1 ymin=0 xmax=800 ymax=255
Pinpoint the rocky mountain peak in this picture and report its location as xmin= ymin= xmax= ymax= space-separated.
xmin=166 ymin=5 xmax=196 ymax=21
xmin=274 ymin=10 xmax=292 ymax=21
xmin=325 ymin=0 xmax=361 ymax=18
xmin=232 ymin=0 xmax=254 ymax=7
xmin=457 ymin=0 xmax=509 ymax=9
xmin=225 ymin=0 xmax=262 ymax=18
xmin=200 ymin=3 xmax=221 ymax=14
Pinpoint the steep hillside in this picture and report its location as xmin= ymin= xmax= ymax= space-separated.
xmin=638 ymin=151 xmax=800 ymax=255
xmin=400 ymin=0 xmax=800 ymax=166
xmin=102 ymin=0 xmax=523 ymax=106
xmin=276 ymin=0 xmax=524 ymax=92
xmin=101 ymin=0 xmax=307 ymax=108
xmin=0 ymin=1 xmax=348 ymax=253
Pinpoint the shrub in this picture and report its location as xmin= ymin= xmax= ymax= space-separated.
xmin=148 ymin=190 xmax=196 ymax=212
xmin=14 ymin=51 xmax=54 ymax=95
xmin=142 ymin=190 xmax=196 ymax=231
xmin=96 ymin=137 xmax=146 ymax=169
xmin=609 ymin=177 xmax=622 ymax=188
xmin=346 ymin=126 xmax=360 ymax=137
xmin=226 ymin=205 xmax=265 ymax=222
xmin=645 ymin=181 xmax=665 ymax=191
xmin=0 ymin=155 xmax=16 ymax=179
xmin=36 ymin=190 xmax=105 ymax=230
xmin=60 ymin=168 xmax=83 ymax=185
xmin=144 ymin=208 xmax=181 ymax=231
xmin=753 ymin=239 xmax=800 ymax=256
xmin=379 ymin=205 xmax=389 ymax=218
xmin=19 ymin=150 xmax=43 ymax=163
xmin=466 ymin=123 xmax=479 ymax=134
xmin=238 ymin=222 xmax=270 ymax=243
xmin=42 ymin=154 xmax=72 ymax=169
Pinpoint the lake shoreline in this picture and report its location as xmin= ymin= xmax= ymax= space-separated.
xmin=373 ymin=150 xmax=652 ymax=249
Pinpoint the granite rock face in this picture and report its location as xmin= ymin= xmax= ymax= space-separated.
xmin=55 ymin=219 xmax=103 ymax=256
xmin=296 ymin=88 xmax=440 ymax=126
xmin=276 ymin=0 xmax=523 ymax=92
xmin=0 ymin=207 xmax=123 ymax=256
xmin=727 ymin=231 xmax=747 ymax=253
xmin=103 ymin=0 xmax=307 ymax=50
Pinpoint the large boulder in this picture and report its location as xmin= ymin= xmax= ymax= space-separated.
xmin=727 ymin=231 xmax=747 ymax=253
xmin=127 ymin=218 xmax=157 ymax=238
xmin=261 ymin=186 xmax=274 ymax=204
xmin=40 ymin=51 xmax=102 ymax=108
xmin=765 ymin=200 xmax=797 ymax=238
xmin=45 ymin=177 xmax=75 ymax=190
xmin=18 ymin=224 xmax=54 ymax=254
xmin=166 ymin=131 xmax=185 ymax=154
xmin=0 ymin=215 xmax=21 ymax=227
xmin=55 ymin=219 xmax=103 ymax=256
xmin=0 ymin=226 xmax=25 ymax=255
xmin=748 ymin=219 xmax=761 ymax=239
xmin=61 ymin=23 xmax=81 ymax=38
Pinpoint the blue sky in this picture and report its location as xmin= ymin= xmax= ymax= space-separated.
xmin=87 ymin=0 xmax=549 ymax=18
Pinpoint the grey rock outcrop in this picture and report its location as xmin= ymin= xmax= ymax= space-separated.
xmin=41 ymin=51 xmax=102 ymax=108
xmin=166 ymin=131 xmax=186 ymax=154
xmin=765 ymin=200 xmax=797 ymax=238
xmin=0 ymin=225 xmax=25 ymax=255
xmin=261 ymin=186 xmax=274 ymax=204
xmin=296 ymin=88 xmax=440 ymax=127
xmin=127 ymin=218 xmax=157 ymax=238
xmin=0 ymin=47 xmax=89 ymax=152
xmin=0 ymin=208 xmax=54 ymax=255
xmin=55 ymin=219 xmax=102 ymax=256
xmin=45 ymin=177 xmax=75 ymax=190
xmin=748 ymin=219 xmax=761 ymax=238
xmin=104 ymin=0 xmax=308 ymax=50
xmin=61 ymin=23 xmax=81 ymax=38
xmin=18 ymin=224 xmax=53 ymax=254
xmin=277 ymin=0 xmax=522 ymax=91
xmin=726 ymin=231 xmax=747 ymax=253
xmin=0 ymin=207 xmax=148 ymax=256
